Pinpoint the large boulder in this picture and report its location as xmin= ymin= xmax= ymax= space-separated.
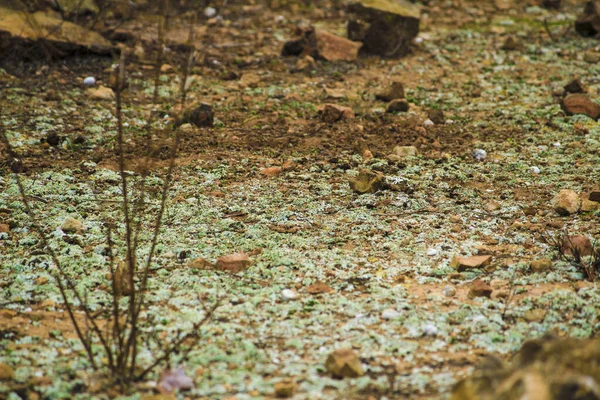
xmin=0 ymin=7 xmax=112 ymax=57
xmin=347 ymin=0 xmax=420 ymax=57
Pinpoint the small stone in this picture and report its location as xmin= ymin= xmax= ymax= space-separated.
xmin=386 ymin=99 xmax=409 ymax=113
xmin=0 ymin=223 xmax=9 ymax=233
xmin=86 ymin=85 xmax=115 ymax=100
xmin=468 ymin=279 xmax=493 ymax=299
xmin=423 ymin=119 xmax=434 ymax=126
xmin=160 ymin=64 xmax=174 ymax=73
xmin=450 ymin=255 xmax=492 ymax=272
xmin=381 ymin=308 xmax=400 ymax=320
xmin=325 ymin=349 xmax=364 ymax=378
xmin=561 ymin=235 xmax=594 ymax=257
xmin=386 ymin=145 xmax=418 ymax=162
xmin=423 ymin=324 xmax=438 ymax=336
xmin=523 ymin=207 xmax=537 ymax=216
xmin=281 ymin=289 xmax=298 ymax=301
xmin=204 ymin=6 xmax=217 ymax=18
xmin=523 ymin=309 xmax=545 ymax=323
xmin=428 ymin=109 xmax=445 ymax=124
xmin=349 ymin=169 xmax=386 ymax=194
xmin=581 ymin=197 xmax=600 ymax=212
xmin=501 ymin=35 xmax=520 ymax=51
xmin=36 ymin=276 xmax=49 ymax=285
xmin=376 ymin=81 xmax=405 ymax=102
xmin=321 ymin=104 xmax=354 ymax=123
xmin=179 ymin=123 xmax=194 ymax=133
xmin=306 ymin=281 xmax=332 ymax=294
xmin=442 ymin=285 xmax=456 ymax=297
xmin=449 ymin=215 xmax=461 ymax=223
xmin=40 ymin=299 xmax=55 ymax=308
xmin=274 ymin=380 xmax=297 ymax=398
xmin=295 ymin=55 xmax=315 ymax=71
xmin=472 ymin=149 xmax=487 ymax=161
xmin=261 ymin=167 xmax=283 ymax=177
xmin=560 ymin=94 xmax=600 ymax=120
xmin=426 ymin=248 xmax=438 ymax=256
xmin=584 ymin=51 xmax=600 ymax=63
xmin=589 ymin=190 xmax=600 ymax=203
xmin=530 ymin=258 xmax=552 ymax=273
xmin=564 ymin=79 xmax=586 ymax=94
xmin=0 ymin=363 xmax=14 ymax=380
xmin=179 ymin=103 xmax=214 ymax=127
xmin=83 ymin=76 xmax=96 ymax=86
xmin=530 ymin=166 xmax=540 ymax=174
xmin=552 ymin=189 xmax=581 ymax=215
xmin=61 ymin=217 xmax=85 ymax=234
xmin=215 ymin=253 xmax=250 ymax=273
xmin=46 ymin=132 xmax=60 ymax=147
xmin=282 ymin=27 xmax=362 ymax=61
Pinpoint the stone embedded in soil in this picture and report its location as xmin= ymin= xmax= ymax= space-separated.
xmin=468 ymin=279 xmax=493 ymax=299
xmin=325 ymin=349 xmax=364 ymax=378
xmin=46 ymin=132 xmax=60 ymax=146
xmin=589 ymin=190 xmax=600 ymax=202
xmin=295 ymin=55 xmax=316 ymax=71
xmin=282 ymin=27 xmax=362 ymax=62
xmin=386 ymin=99 xmax=409 ymax=113
xmin=215 ymin=252 xmax=251 ymax=273
xmin=561 ymin=235 xmax=594 ymax=257
xmin=0 ymin=363 xmax=15 ymax=380
xmin=442 ymin=285 xmax=456 ymax=297
xmin=0 ymin=224 xmax=9 ymax=233
xmin=576 ymin=1 xmax=600 ymax=37
xmin=376 ymin=81 xmax=405 ymax=101
xmin=349 ymin=168 xmax=386 ymax=194
xmin=501 ymin=36 xmax=520 ymax=51
xmin=552 ymin=189 xmax=581 ymax=215
xmin=523 ymin=309 xmax=546 ymax=323
xmin=386 ymin=145 xmax=418 ymax=162
xmin=428 ymin=109 xmax=445 ymax=124
xmin=321 ymin=103 xmax=354 ymax=123
xmin=188 ymin=257 xmax=213 ymax=269
xmin=471 ymin=149 xmax=487 ymax=161
xmin=381 ymin=308 xmax=400 ymax=319
xmin=560 ymin=94 xmax=600 ymax=120
xmin=530 ymin=258 xmax=553 ymax=273
xmin=261 ymin=167 xmax=283 ymax=177
xmin=61 ymin=217 xmax=85 ymax=234
xmin=450 ymin=255 xmax=492 ymax=272
xmin=178 ymin=103 xmax=214 ymax=128
xmin=306 ymin=281 xmax=333 ymax=294
xmin=86 ymin=85 xmax=115 ymax=100
xmin=281 ymin=289 xmax=298 ymax=301
xmin=564 ymin=79 xmax=586 ymax=94
xmin=274 ymin=380 xmax=297 ymax=398
xmin=347 ymin=0 xmax=420 ymax=58
xmin=584 ymin=51 xmax=600 ymax=63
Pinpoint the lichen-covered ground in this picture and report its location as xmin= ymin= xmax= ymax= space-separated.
xmin=1 ymin=0 xmax=600 ymax=399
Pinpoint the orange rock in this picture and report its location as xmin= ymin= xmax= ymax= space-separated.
xmin=215 ymin=253 xmax=251 ymax=273
xmin=261 ymin=167 xmax=283 ymax=177
xmin=560 ymin=94 xmax=600 ymax=120
xmin=321 ymin=104 xmax=354 ymax=123
xmin=450 ymin=255 xmax=492 ymax=272
xmin=468 ymin=279 xmax=493 ymax=299
xmin=561 ymin=235 xmax=594 ymax=257
xmin=306 ymin=281 xmax=332 ymax=294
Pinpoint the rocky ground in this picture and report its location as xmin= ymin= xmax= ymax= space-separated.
xmin=1 ymin=0 xmax=600 ymax=399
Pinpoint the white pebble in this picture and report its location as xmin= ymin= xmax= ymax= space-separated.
xmin=382 ymin=308 xmax=401 ymax=320
xmin=281 ymin=289 xmax=298 ymax=300
xmin=553 ymin=142 xmax=561 ymax=147
xmin=472 ymin=314 xmax=487 ymax=324
xmin=83 ymin=76 xmax=96 ymax=86
xmin=445 ymin=119 xmax=454 ymax=124
xmin=204 ymin=6 xmax=217 ymax=18
xmin=423 ymin=324 xmax=438 ymax=336
xmin=275 ymin=15 xmax=285 ymax=23
xmin=531 ymin=166 xmax=540 ymax=174
xmin=442 ymin=285 xmax=456 ymax=297
xmin=423 ymin=119 xmax=434 ymax=126
xmin=414 ymin=36 xmax=424 ymax=44
xmin=472 ymin=149 xmax=487 ymax=161
xmin=426 ymin=248 xmax=438 ymax=256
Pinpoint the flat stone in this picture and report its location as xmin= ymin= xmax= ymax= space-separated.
xmin=215 ymin=253 xmax=251 ymax=273
xmin=451 ymin=255 xmax=492 ymax=272
xmin=86 ymin=85 xmax=115 ymax=100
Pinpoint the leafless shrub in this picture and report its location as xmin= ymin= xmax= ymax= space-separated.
xmin=549 ymin=231 xmax=600 ymax=282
